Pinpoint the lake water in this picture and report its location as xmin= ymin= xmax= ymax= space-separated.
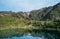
xmin=0 ymin=30 xmax=60 ymax=39
xmin=0 ymin=35 xmax=44 ymax=39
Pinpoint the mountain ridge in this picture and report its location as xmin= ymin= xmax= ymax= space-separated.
xmin=0 ymin=2 xmax=60 ymax=20
xmin=29 ymin=2 xmax=60 ymax=20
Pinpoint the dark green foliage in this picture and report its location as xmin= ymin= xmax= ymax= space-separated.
xmin=54 ymin=19 xmax=60 ymax=26
xmin=32 ymin=21 xmax=41 ymax=26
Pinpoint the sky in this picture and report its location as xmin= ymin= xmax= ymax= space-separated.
xmin=0 ymin=0 xmax=60 ymax=12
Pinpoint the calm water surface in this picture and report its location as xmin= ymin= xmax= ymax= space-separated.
xmin=0 ymin=30 xmax=60 ymax=39
xmin=1 ymin=35 xmax=44 ymax=39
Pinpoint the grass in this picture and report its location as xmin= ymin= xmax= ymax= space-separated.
xmin=0 ymin=15 xmax=32 ymax=30
xmin=0 ymin=15 xmax=60 ymax=38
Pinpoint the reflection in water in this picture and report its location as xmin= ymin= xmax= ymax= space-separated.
xmin=0 ymin=29 xmax=60 ymax=39
xmin=1 ymin=35 xmax=44 ymax=39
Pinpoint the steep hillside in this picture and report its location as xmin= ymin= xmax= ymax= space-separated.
xmin=0 ymin=11 xmax=31 ymax=30
xmin=29 ymin=2 xmax=60 ymax=20
xmin=0 ymin=2 xmax=60 ymax=30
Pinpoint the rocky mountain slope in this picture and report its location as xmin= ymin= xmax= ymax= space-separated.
xmin=0 ymin=2 xmax=60 ymax=21
xmin=29 ymin=2 xmax=60 ymax=20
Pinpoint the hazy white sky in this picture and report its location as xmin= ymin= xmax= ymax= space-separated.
xmin=0 ymin=0 xmax=60 ymax=12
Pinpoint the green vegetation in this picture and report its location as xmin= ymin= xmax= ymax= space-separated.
xmin=0 ymin=3 xmax=60 ymax=38
xmin=31 ymin=20 xmax=60 ymax=31
xmin=0 ymin=14 xmax=31 ymax=30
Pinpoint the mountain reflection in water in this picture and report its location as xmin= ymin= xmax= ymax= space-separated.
xmin=0 ymin=29 xmax=60 ymax=39
xmin=1 ymin=35 xmax=44 ymax=39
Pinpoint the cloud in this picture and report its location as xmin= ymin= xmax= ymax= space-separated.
xmin=0 ymin=0 xmax=60 ymax=12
